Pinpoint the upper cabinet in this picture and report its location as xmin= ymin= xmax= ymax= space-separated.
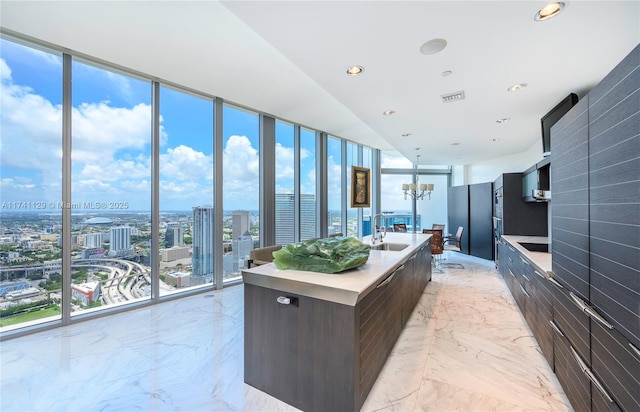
xmin=551 ymin=44 xmax=639 ymax=412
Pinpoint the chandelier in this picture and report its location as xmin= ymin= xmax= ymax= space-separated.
xmin=402 ymin=153 xmax=434 ymax=200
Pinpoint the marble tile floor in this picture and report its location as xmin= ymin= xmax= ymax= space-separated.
xmin=1 ymin=253 xmax=572 ymax=412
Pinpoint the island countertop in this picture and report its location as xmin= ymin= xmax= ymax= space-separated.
xmin=241 ymin=232 xmax=431 ymax=306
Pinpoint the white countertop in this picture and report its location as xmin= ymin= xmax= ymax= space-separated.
xmin=502 ymin=235 xmax=552 ymax=275
xmin=241 ymin=232 xmax=431 ymax=306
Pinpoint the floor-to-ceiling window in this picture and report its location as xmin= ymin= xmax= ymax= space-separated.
xmin=300 ymin=128 xmax=317 ymax=241
xmin=158 ymin=86 xmax=214 ymax=295
xmin=222 ymin=104 xmax=259 ymax=281
xmin=70 ymin=59 xmax=152 ymax=314
xmin=0 ymin=39 xmax=63 ymax=329
xmin=275 ymin=120 xmax=295 ymax=245
xmin=380 ymin=153 xmax=413 ymax=230
xmin=415 ymin=170 xmax=449 ymax=233
xmin=380 ymin=152 xmax=450 ymax=233
xmin=327 ymin=136 xmax=343 ymax=235
xmin=0 ymin=34 xmax=378 ymax=337
xmin=346 ymin=142 xmax=360 ymax=238
xmin=361 ymin=146 xmax=373 ymax=236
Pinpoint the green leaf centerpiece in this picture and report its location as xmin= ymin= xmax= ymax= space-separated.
xmin=272 ymin=237 xmax=371 ymax=273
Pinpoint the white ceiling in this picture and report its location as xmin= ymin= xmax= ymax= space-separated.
xmin=1 ymin=1 xmax=639 ymax=165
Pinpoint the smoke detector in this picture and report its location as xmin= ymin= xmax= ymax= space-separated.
xmin=441 ymin=91 xmax=465 ymax=103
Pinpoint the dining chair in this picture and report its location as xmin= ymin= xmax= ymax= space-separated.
xmin=247 ymin=244 xmax=282 ymax=268
xmin=422 ymin=229 xmax=444 ymax=272
xmin=393 ymin=223 xmax=407 ymax=233
xmin=442 ymin=226 xmax=465 ymax=268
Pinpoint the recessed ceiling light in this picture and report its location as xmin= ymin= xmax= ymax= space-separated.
xmin=491 ymin=138 xmax=500 ymax=142
xmin=450 ymin=142 xmax=460 ymax=146
xmin=496 ymin=118 xmax=510 ymax=124
xmin=442 ymin=70 xmax=453 ymax=77
xmin=346 ymin=65 xmax=364 ymax=76
xmin=402 ymin=133 xmax=412 ymax=137
xmin=382 ymin=110 xmax=395 ymax=116
xmin=419 ymin=38 xmax=447 ymax=55
xmin=534 ymin=2 xmax=566 ymax=21
xmin=508 ymin=83 xmax=528 ymax=92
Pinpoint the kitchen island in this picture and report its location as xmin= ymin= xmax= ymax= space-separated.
xmin=242 ymin=233 xmax=432 ymax=412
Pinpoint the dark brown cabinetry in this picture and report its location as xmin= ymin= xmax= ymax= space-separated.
xmin=550 ymin=44 xmax=639 ymax=411
xmin=447 ymin=182 xmax=494 ymax=260
xmin=497 ymin=45 xmax=639 ymax=412
xmin=244 ymin=242 xmax=432 ymax=412
xmin=499 ymin=240 xmax=554 ymax=367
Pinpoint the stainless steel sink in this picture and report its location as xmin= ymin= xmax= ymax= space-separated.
xmin=518 ymin=242 xmax=549 ymax=253
xmin=370 ymin=242 xmax=409 ymax=251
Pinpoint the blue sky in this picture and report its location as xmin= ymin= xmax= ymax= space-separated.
xmin=1 ymin=37 xmax=424 ymax=216
xmin=0 ymin=38 xmax=328 ymax=212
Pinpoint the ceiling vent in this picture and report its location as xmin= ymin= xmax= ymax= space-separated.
xmin=441 ymin=91 xmax=465 ymax=103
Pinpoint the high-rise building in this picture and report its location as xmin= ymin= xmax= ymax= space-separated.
xmin=232 ymin=231 xmax=253 ymax=273
xmin=109 ymin=227 xmax=131 ymax=257
xmin=83 ymin=233 xmax=104 ymax=248
xmin=232 ymin=211 xmax=250 ymax=241
xmin=164 ymin=224 xmax=184 ymax=248
xmin=300 ymin=193 xmax=316 ymax=241
xmin=275 ymin=193 xmax=316 ymax=244
xmin=275 ymin=194 xmax=295 ymax=245
xmin=192 ymin=206 xmax=214 ymax=283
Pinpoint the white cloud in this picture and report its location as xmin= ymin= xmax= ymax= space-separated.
xmin=327 ymin=155 xmax=342 ymax=209
xmin=72 ymin=101 xmax=151 ymax=163
xmin=275 ymin=142 xmax=295 ymax=181
xmin=1 ymin=59 xmax=63 ymax=171
xmin=222 ymin=135 xmax=259 ymax=208
xmin=160 ymin=144 xmax=213 ymax=182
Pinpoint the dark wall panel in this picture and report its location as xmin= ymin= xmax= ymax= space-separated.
xmin=447 ymin=185 xmax=470 ymax=255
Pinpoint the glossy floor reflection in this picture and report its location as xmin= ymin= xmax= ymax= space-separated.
xmin=1 ymin=254 xmax=571 ymax=411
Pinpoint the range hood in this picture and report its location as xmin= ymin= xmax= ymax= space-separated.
xmin=531 ymin=189 xmax=551 ymax=202
xmin=523 ymin=158 xmax=551 ymax=202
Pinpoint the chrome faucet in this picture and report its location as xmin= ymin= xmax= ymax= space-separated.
xmin=372 ymin=213 xmax=387 ymax=244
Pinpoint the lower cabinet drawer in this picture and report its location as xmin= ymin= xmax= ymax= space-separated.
xmin=552 ymin=323 xmax=591 ymax=412
xmin=552 ymin=281 xmax=591 ymax=362
xmin=591 ymin=321 xmax=640 ymax=412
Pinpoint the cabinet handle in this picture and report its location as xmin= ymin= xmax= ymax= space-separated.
xmin=277 ymin=296 xmax=291 ymax=305
xmin=534 ymin=270 xmax=546 ymax=279
xmin=377 ymin=266 xmax=403 ymax=289
xmin=519 ymin=283 xmax=530 ymax=298
xmin=508 ymin=268 xmax=516 ymax=278
xmin=569 ymin=346 xmax=615 ymax=404
xmin=508 ymin=257 xmax=513 ymax=263
xmin=522 ymin=273 xmax=530 ymax=282
xmin=629 ymin=342 xmax=640 ymax=360
xmin=549 ymin=320 xmax=564 ymax=337
xmin=520 ymin=257 xmax=529 ymax=265
xmin=409 ymin=254 xmax=417 ymax=261
xmin=569 ymin=292 xmax=614 ymax=330
xmin=569 ymin=291 xmax=590 ymax=312
xmin=548 ymin=276 xmax=564 ymax=289
xmin=509 ymin=246 xmax=515 ymax=252
xmin=584 ymin=306 xmax=615 ymax=330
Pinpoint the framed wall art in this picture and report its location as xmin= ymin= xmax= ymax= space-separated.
xmin=350 ymin=166 xmax=370 ymax=208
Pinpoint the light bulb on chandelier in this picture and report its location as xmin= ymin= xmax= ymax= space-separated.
xmin=402 ymin=153 xmax=434 ymax=200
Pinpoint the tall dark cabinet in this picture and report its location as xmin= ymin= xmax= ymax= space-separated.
xmin=447 ymin=182 xmax=493 ymax=260
xmin=550 ymin=43 xmax=639 ymax=412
